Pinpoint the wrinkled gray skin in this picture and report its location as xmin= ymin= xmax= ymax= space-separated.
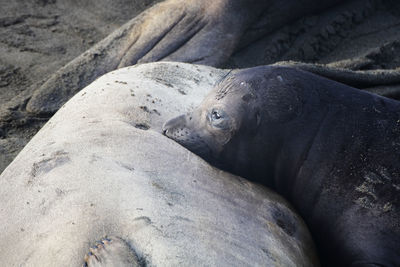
xmin=26 ymin=0 xmax=346 ymax=115
xmin=163 ymin=66 xmax=400 ymax=267
xmin=0 ymin=63 xmax=319 ymax=267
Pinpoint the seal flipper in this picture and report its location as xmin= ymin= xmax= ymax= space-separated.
xmin=26 ymin=0 xmax=268 ymax=116
xmin=117 ymin=0 xmax=271 ymax=67
xmin=84 ymin=237 xmax=141 ymax=267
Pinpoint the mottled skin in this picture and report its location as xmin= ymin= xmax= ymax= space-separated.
xmin=163 ymin=66 xmax=400 ymax=267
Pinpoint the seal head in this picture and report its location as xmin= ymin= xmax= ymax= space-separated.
xmin=163 ymin=66 xmax=303 ymax=182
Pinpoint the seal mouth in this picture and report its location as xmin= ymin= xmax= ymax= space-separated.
xmin=173 ymin=131 xmax=215 ymax=161
xmin=189 ymin=137 xmax=215 ymax=159
xmin=163 ymin=120 xmax=217 ymax=162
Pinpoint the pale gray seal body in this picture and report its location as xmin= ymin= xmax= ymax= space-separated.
xmin=163 ymin=66 xmax=400 ymax=267
xmin=0 ymin=63 xmax=318 ymax=267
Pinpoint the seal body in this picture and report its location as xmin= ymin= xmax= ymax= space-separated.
xmin=163 ymin=66 xmax=400 ymax=266
xmin=0 ymin=63 xmax=318 ymax=266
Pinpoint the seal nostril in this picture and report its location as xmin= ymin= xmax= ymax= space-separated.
xmin=162 ymin=122 xmax=170 ymax=136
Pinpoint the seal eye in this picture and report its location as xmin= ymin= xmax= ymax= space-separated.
xmin=211 ymin=110 xmax=222 ymax=121
xmin=208 ymin=109 xmax=229 ymax=129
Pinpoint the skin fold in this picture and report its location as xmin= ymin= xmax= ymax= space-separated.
xmin=26 ymin=0 xmax=345 ymax=115
xmin=11 ymin=0 xmax=400 ymax=265
xmin=163 ymin=66 xmax=400 ymax=267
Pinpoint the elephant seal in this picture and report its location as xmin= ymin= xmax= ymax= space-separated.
xmin=163 ymin=65 xmax=400 ymax=266
xmin=25 ymin=0 xmax=348 ymax=115
xmin=0 ymin=63 xmax=318 ymax=266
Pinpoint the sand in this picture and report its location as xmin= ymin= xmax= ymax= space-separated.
xmin=1 ymin=0 xmax=400 ymax=173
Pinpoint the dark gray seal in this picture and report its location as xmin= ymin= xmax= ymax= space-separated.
xmin=163 ymin=66 xmax=400 ymax=267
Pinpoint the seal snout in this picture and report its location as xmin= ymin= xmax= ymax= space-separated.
xmin=162 ymin=114 xmax=187 ymax=136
